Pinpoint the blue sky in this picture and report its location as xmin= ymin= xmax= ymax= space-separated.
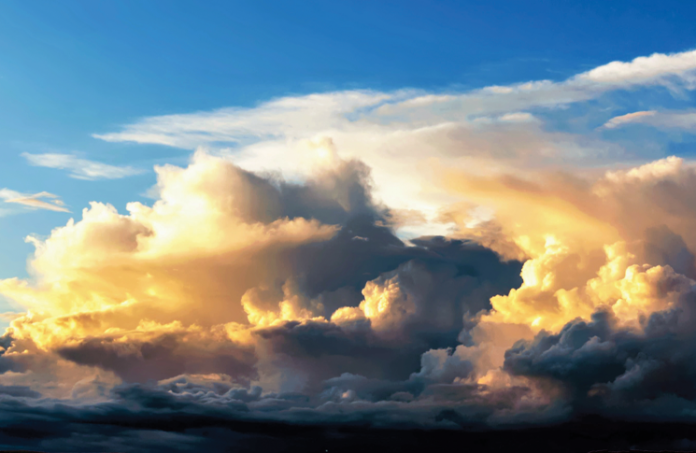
xmin=1 ymin=0 xmax=696 ymax=283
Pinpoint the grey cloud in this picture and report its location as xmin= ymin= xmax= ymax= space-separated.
xmin=287 ymin=234 xmax=522 ymax=320
xmin=57 ymin=334 xmax=257 ymax=384
xmin=410 ymin=348 xmax=474 ymax=385
xmin=254 ymin=320 xmax=422 ymax=385
xmin=0 ymin=334 xmax=23 ymax=375
xmin=278 ymin=158 xmax=377 ymax=225
xmin=504 ymin=312 xmax=629 ymax=396
xmin=643 ymin=226 xmax=696 ymax=278
xmin=320 ymin=373 xmax=424 ymax=403
xmin=0 ymin=376 xmax=693 ymax=452
xmin=504 ymin=287 xmax=696 ymax=417
xmin=253 ymin=242 xmax=521 ymax=392
xmin=0 ymin=385 xmax=41 ymax=399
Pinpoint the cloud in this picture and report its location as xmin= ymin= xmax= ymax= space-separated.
xmin=22 ymin=153 xmax=145 ymax=180
xmin=0 ymin=147 xmax=695 ymax=451
xmin=576 ymin=49 xmax=696 ymax=86
xmin=99 ymin=107 xmax=620 ymax=241
xmin=0 ymin=384 xmax=41 ymax=398
xmin=603 ymin=109 xmax=696 ymax=130
xmin=57 ymin=332 xmax=257 ymax=383
xmin=0 ymin=150 xmax=520 ymax=398
xmin=7 ymin=148 xmax=696 ymax=435
xmin=602 ymin=110 xmax=657 ymax=129
xmin=88 ymin=50 xmax=696 ymax=239
xmin=7 ymin=49 xmax=696 ymax=451
xmin=438 ymin=157 xmax=696 ymax=335
xmin=0 ymin=188 xmax=69 ymax=212
xmin=94 ymin=49 xmax=696 ymax=149
xmin=0 ymin=151 xmax=341 ymax=343
xmin=3 ymin=386 xmax=696 ymax=453
xmin=93 ymin=91 xmax=395 ymax=148
xmin=503 ymin=283 xmax=696 ymax=415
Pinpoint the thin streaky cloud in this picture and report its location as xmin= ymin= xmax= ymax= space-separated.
xmin=22 ymin=153 xmax=145 ymax=180
xmin=0 ymin=188 xmax=70 ymax=213
xmin=92 ymin=49 xmax=696 ymax=149
xmin=602 ymin=111 xmax=657 ymax=129
xmin=603 ymin=109 xmax=696 ymax=130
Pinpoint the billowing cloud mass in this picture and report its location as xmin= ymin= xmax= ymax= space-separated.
xmin=5 ymin=49 xmax=696 ymax=452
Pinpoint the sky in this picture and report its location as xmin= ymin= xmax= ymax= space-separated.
xmin=3 ymin=1 xmax=696 ymax=452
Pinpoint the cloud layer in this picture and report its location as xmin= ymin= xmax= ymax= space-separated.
xmin=4 ymin=49 xmax=696 ymax=451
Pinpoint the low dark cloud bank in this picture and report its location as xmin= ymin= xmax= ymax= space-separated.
xmin=2 ymin=389 xmax=696 ymax=453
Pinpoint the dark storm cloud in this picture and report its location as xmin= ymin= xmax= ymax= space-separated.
xmin=253 ymin=244 xmax=521 ymax=391
xmin=41 ymin=153 xmax=522 ymax=399
xmin=271 ymin=153 xmax=523 ymax=313
xmin=286 ymin=226 xmax=523 ymax=315
xmin=2 ymin=381 xmax=696 ymax=453
xmin=57 ymin=334 xmax=257 ymax=383
xmin=0 ymin=385 xmax=41 ymax=399
xmin=279 ymin=158 xmax=377 ymax=225
xmin=50 ymin=234 xmax=521 ymax=391
xmin=504 ymin=286 xmax=696 ymax=419
xmin=644 ymin=226 xmax=696 ymax=279
xmin=0 ymin=334 xmax=23 ymax=375
xmin=504 ymin=311 xmax=627 ymax=395
xmin=254 ymin=319 xmax=426 ymax=386
xmin=320 ymin=373 xmax=424 ymax=402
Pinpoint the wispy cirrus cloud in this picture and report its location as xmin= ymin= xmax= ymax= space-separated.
xmin=0 ymin=188 xmax=69 ymax=212
xmin=92 ymin=49 xmax=696 ymax=149
xmin=22 ymin=153 xmax=144 ymax=180
xmin=602 ymin=109 xmax=696 ymax=130
xmin=93 ymin=90 xmax=396 ymax=148
xmin=601 ymin=110 xmax=657 ymax=129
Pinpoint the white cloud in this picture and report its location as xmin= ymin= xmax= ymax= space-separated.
xmin=472 ymin=112 xmax=539 ymax=124
xmin=576 ymin=49 xmax=696 ymax=86
xmin=602 ymin=110 xmax=696 ymax=130
xmin=84 ymin=49 xmax=696 ymax=239
xmin=92 ymin=49 xmax=696 ymax=150
xmin=0 ymin=189 xmax=69 ymax=213
xmin=22 ymin=153 xmax=144 ymax=180
xmin=379 ymin=50 xmax=696 ymax=123
xmin=93 ymin=91 xmax=396 ymax=148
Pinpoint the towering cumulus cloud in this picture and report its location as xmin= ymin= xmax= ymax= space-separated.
xmin=4 ymin=49 xmax=696 ymax=452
